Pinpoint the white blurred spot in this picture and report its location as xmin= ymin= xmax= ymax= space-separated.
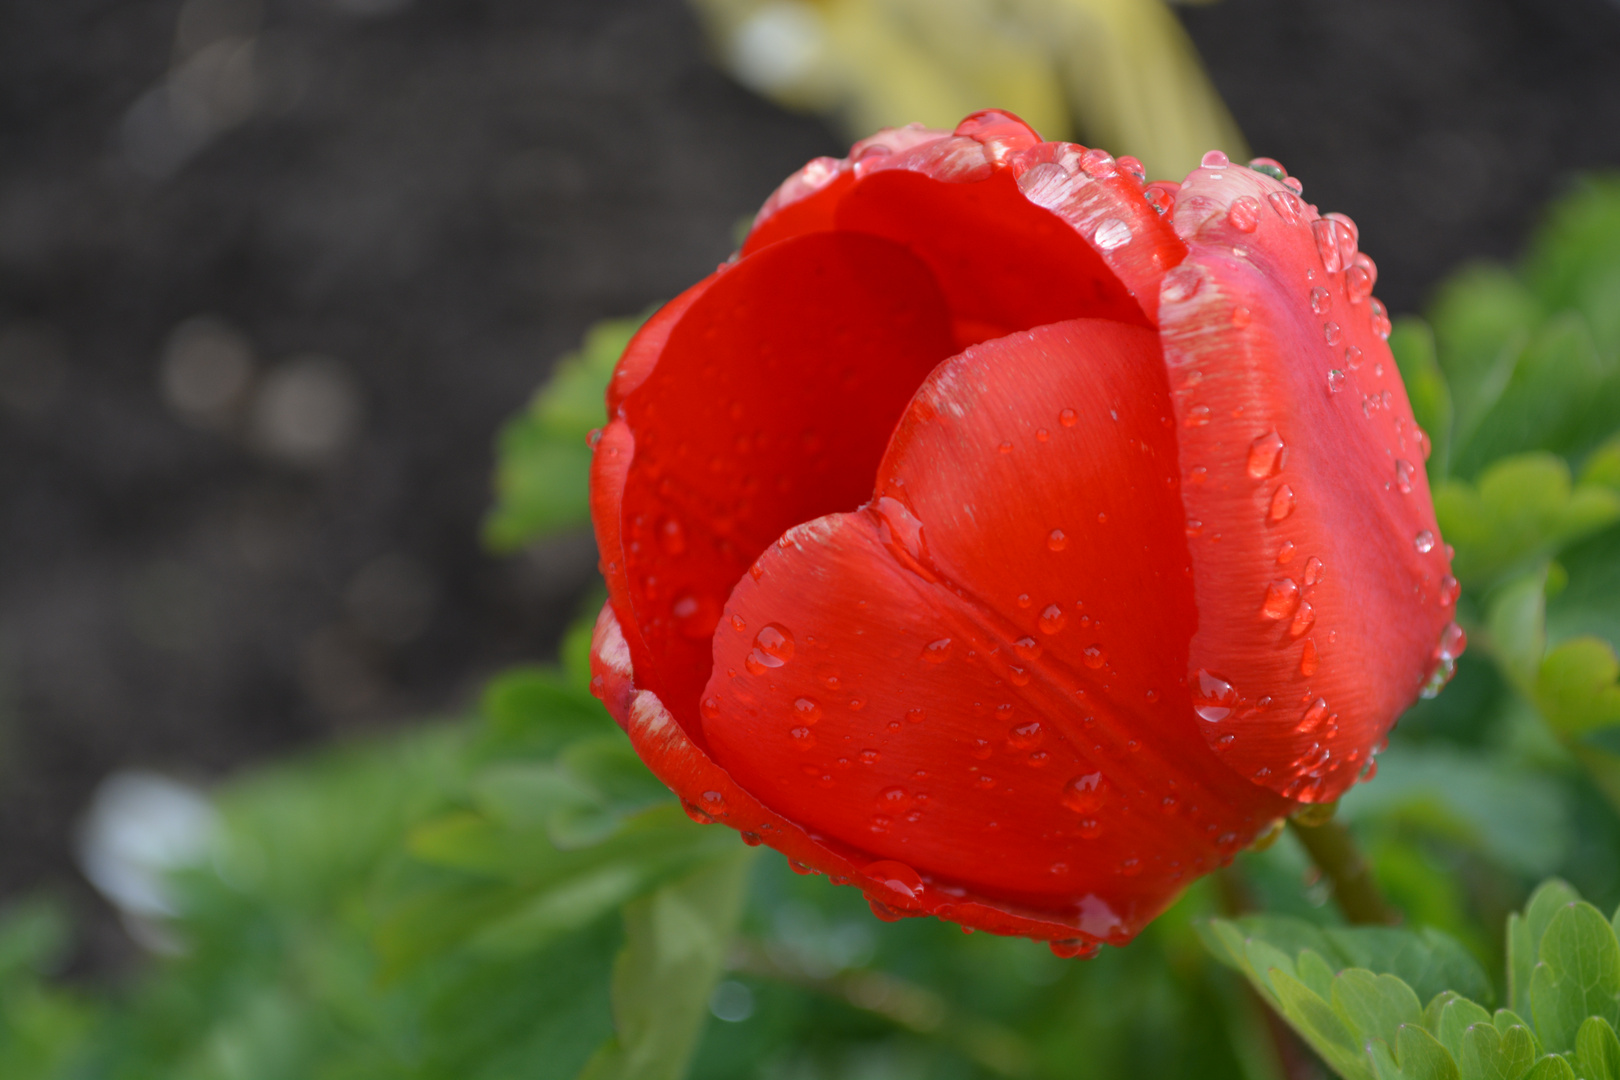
xmin=78 ymin=771 xmax=217 ymax=950
xmin=160 ymin=314 xmax=255 ymax=428
xmin=345 ymin=552 xmax=437 ymax=645
xmin=249 ymin=353 xmax=362 ymax=467
xmin=709 ymin=979 xmax=755 ymax=1022
xmin=0 ymin=321 xmax=68 ymax=415
xmin=728 ymin=2 xmax=826 ymax=94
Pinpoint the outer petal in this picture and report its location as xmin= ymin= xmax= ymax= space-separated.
xmin=588 ymin=603 xmax=1093 ymax=943
xmin=1159 ymin=159 xmax=1459 ymax=802
xmin=698 ymin=320 xmax=1289 ymax=943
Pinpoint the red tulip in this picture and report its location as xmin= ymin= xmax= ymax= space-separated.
xmin=587 ymin=111 xmax=1462 ymax=952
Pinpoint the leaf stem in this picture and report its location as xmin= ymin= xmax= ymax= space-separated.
xmin=1288 ymin=816 xmax=1401 ymax=926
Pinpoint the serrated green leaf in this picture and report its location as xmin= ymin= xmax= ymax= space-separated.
xmin=1536 ymin=638 xmax=1620 ymax=739
xmin=1431 ymin=995 xmax=1492 ymax=1059
xmin=1529 ymin=902 xmax=1620 ymax=1053
xmin=1575 ymin=1016 xmax=1620 ymax=1080
xmin=577 ymin=854 xmax=754 ymax=1080
xmin=1522 ymin=1054 xmax=1578 ymax=1080
xmin=1325 ymin=926 xmax=1494 ymax=1008
xmin=1246 ymin=937 xmax=1300 ymax=997
xmin=484 ymin=314 xmax=647 ymax=551
xmin=1391 ymin=316 xmax=1456 ymax=478
xmin=1513 ymin=882 xmax=1585 ymax=1018
xmin=1460 ymin=1021 xmax=1540 ymax=1080
xmin=1300 ymin=948 xmax=1339 ymax=1000
xmin=1394 ymin=1022 xmax=1461 ymax=1080
xmin=1333 ymin=969 xmax=1424 ymax=1052
xmin=1433 ymin=453 xmax=1620 ymax=585
xmin=1272 ymin=967 xmax=1376 ymax=1080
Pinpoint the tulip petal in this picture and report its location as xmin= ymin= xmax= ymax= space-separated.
xmin=1160 ymin=160 xmax=1458 ymax=802
xmin=593 ymin=230 xmax=957 ymax=745
xmin=699 ymin=319 xmax=1288 ymax=941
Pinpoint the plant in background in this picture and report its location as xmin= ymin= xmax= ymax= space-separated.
xmin=586 ymin=110 xmax=1460 ymax=952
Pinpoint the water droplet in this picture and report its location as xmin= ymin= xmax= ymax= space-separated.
xmin=998 ymin=441 xmax=1013 ymax=455
xmin=789 ymin=726 xmax=815 ymax=748
xmin=1082 ymin=644 xmax=1105 ymax=668
xmin=1247 ymin=430 xmax=1286 ymax=479
xmin=659 ymin=517 xmax=686 ymax=555
xmin=1346 ymin=258 xmax=1374 ymax=303
xmin=1262 ymin=578 xmax=1300 ymax=620
xmin=1289 ymin=599 xmax=1316 ymax=638
xmin=794 ymin=697 xmax=822 ymax=724
xmin=1185 ymin=405 xmax=1211 ymax=427
xmin=877 ymin=787 xmax=912 ymax=813
xmin=1361 ymin=758 xmax=1379 ymax=782
xmin=1439 ymin=574 xmax=1460 ymax=607
xmin=1062 ymin=771 xmax=1106 ymax=813
xmin=1268 ymin=484 xmax=1296 ymax=522
xmin=859 ymin=749 xmax=880 ymax=765
xmin=1036 ymin=427 xmax=1050 ymax=442
xmin=1276 ymin=540 xmax=1296 ymax=564
xmin=922 ymin=637 xmax=953 ymax=663
xmin=1007 ymin=721 xmax=1043 ymax=749
xmin=1310 ymin=287 xmax=1331 ymax=314
xmin=1327 ymin=368 xmax=1347 ymax=393
xmin=1077 ymin=817 xmax=1103 ymax=839
xmin=1079 ymin=148 xmax=1117 ymax=178
xmin=865 ymin=859 xmax=923 ymax=901
xmin=1143 ymin=182 xmax=1177 ymax=215
xmin=1117 ymin=155 xmax=1147 ymax=183
xmin=1201 ymin=149 xmax=1230 ymax=168
xmin=1345 ymin=345 xmax=1364 ymax=370
xmin=1393 ymin=459 xmax=1415 ymax=494
xmin=1059 ymin=407 xmax=1078 ymax=427
xmin=1323 ymin=321 xmax=1343 ymax=346
xmin=681 ymin=799 xmax=715 ymax=824
xmin=1300 ymin=638 xmax=1319 ymax=676
xmin=1303 ymin=556 xmax=1324 ymax=586
xmin=1014 ymin=636 xmax=1042 ymax=661
xmin=905 ymin=707 xmax=926 ymax=724
xmin=1226 ymin=195 xmax=1260 ymax=232
xmin=1312 ymin=219 xmax=1344 ymax=273
xmin=1297 ymin=698 xmax=1330 ymax=734
xmin=1039 ymin=605 xmax=1067 ymax=634
xmin=671 ymin=592 xmax=720 ymax=639
xmin=822 ymin=673 xmax=841 ymax=691
xmin=1162 ymin=265 xmax=1202 ymax=303
xmin=730 ymin=614 xmax=747 ymax=632
xmin=701 ymin=696 xmax=721 ymax=720
xmin=1267 ymin=190 xmax=1301 ymax=225
xmin=1192 ymin=669 xmax=1237 ymax=723
xmin=1371 ymin=298 xmax=1392 ymax=339
xmin=746 ymin=624 xmax=795 ymax=674
xmin=1094 ymin=218 xmax=1132 ymax=251
xmin=1248 ymin=157 xmax=1288 ymax=180
xmin=1049 ymin=938 xmax=1100 ymax=960
xmin=1414 ymin=530 xmax=1435 ymax=553
xmin=1048 ymin=528 xmax=1068 ymax=552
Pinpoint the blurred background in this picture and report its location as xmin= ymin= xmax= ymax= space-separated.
xmin=3 ymin=0 xmax=1620 ymax=983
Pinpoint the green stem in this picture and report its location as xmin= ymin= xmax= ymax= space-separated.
xmin=1289 ymin=817 xmax=1401 ymax=926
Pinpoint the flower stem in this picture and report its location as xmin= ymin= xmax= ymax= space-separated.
xmin=1288 ymin=816 xmax=1400 ymax=926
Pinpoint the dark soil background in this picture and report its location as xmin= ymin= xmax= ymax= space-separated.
xmin=1 ymin=0 xmax=1617 ymax=966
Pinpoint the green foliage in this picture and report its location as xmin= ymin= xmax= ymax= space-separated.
xmin=483 ymin=314 xmax=647 ymax=551
xmin=1205 ymin=879 xmax=1620 ymax=1080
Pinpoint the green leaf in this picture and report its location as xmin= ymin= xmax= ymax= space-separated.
xmin=1511 ymin=881 xmax=1585 ymax=1019
xmin=1428 ymin=264 xmax=1540 ymax=455
xmin=482 ymin=665 xmax=613 ymax=754
xmin=1433 ymin=452 xmax=1620 ymax=585
xmin=1522 ymin=1054 xmax=1578 ymax=1080
xmin=1271 ymin=967 xmax=1375 ymax=1080
xmin=1536 ymin=638 xmax=1620 ymax=739
xmin=1391 ymin=316 xmax=1456 ymax=478
xmin=1394 ymin=1023 xmax=1461 ymax=1080
xmin=1323 ymin=926 xmax=1494 ymax=1008
xmin=1428 ymin=994 xmax=1492 ymax=1059
xmin=1528 ymin=901 xmax=1620 ymax=1053
xmin=484 ymin=313 xmax=648 ymax=550
xmin=1576 ymin=1016 xmax=1620 ymax=1080
xmin=1458 ymin=1021 xmax=1539 ymax=1080
xmin=1585 ymin=433 xmax=1620 ymax=492
xmin=1523 ymin=174 xmax=1620 ymax=360
xmin=577 ymin=854 xmax=755 ymax=1080
xmin=1487 ymin=568 xmax=1551 ymax=690
xmin=1332 ymin=969 xmax=1423 ymax=1051
xmin=1452 ymin=313 xmax=1609 ymax=477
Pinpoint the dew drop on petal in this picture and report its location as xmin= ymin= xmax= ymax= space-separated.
xmin=922 ymin=637 xmax=953 ymax=663
xmin=1077 ymin=818 xmax=1103 ymax=839
xmin=746 ymin=624 xmax=795 ymax=673
xmin=1312 ymin=219 xmax=1344 ymax=273
xmin=1246 ymin=430 xmax=1286 ymax=479
xmin=1345 ymin=345 xmax=1363 ymax=370
xmin=793 ymin=697 xmax=822 ymax=724
xmin=1300 ymin=638 xmax=1319 ymax=677
xmin=1185 ymin=405 xmax=1211 ymax=428
xmin=1059 ymin=407 xmax=1078 ymax=427
xmin=1192 ymin=669 xmax=1237 ymax=723
xmin=1226 ymin=195 xmax=1260 ymax=232
xmin=1276 ymin=540 xmax=1296 ymax=564
xmin=1094 ymin=218 xmax=1132 ymax=251
xmin=1297 ymin=698 xmax=1330 ymax=734
xmin=1048 ymin=529 xmax=1068 ymax=552
xmin=1414 ymin=530 xmax=1436 ymax=554
xmin=1303 ymin=557 xmax=1324 ymax=586
xmin=1395 ymin=459 xmax=1414 ymax=494
xmin=1039 ymin=604 xmax=1068 ymax=634
xmin=701 ymin=696 xmax=721 ymax=720
xmin=1082 ymin=644 xmax=1105 ymax=668
xmin=1262 ymin=578 xmax=1300 ymax=619
xmin=1007 ymin=721 xmax=1043 ymax=749
xmin=1288 ymin=599 xmax=1316 ymax=638
xmin=1323 ymin=321 xmax=1342 ymax=346
xmin=906 ymin=707 xmax=926 ymax=724
xmin=1268 ymin=484 xmax=1296 ymax=522
xmin=1371 ymin=298 xmax=1392 ymax=339
xmin=1201 ymin=149 xmax=1230 ymax=168
xmin=1014 ymin=636 xmax=1042 ymax=660
xmin=1061 ymin=771 xmax=1106 ymax=813
xmin=1439 ymin=574 xmax=1460 ymax=607
xmin=1327 ymin=368 xmax=1347 ymax=393
xmin=1310 ymin=287 xmax=1331 ymax=314
xmin=1267 ymin=190 xmax=1300 ymax=225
